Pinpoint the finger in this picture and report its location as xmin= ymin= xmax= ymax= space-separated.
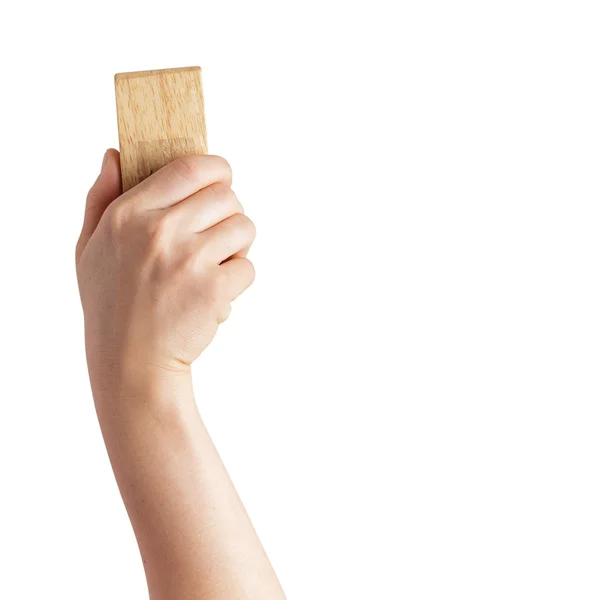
xmin=77 ymin=149 xmax=121 ymax=262
xmin=118 ymin=155 xmax=232 ymax=211
xmin=168 ymin=182 xmax=243 ymax=234
xmin=218 ymin=257 xmax=256 ymax=301
xmin=199 ymin=213 xmax=256 ymax=264
xmin=217 ymin=302 xmax=232 ymax=324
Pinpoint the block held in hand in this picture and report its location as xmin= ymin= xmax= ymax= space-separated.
xmin=114 ymin=67 xmax=208 ymax=192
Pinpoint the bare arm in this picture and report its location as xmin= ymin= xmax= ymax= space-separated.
xmin=76 ymin=150 xmax=285 ymax=600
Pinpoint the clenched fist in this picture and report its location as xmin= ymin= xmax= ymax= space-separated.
xmin=76 ymin=150 xmax=256 ymax=387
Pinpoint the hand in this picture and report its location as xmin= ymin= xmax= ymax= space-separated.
xmin=76 ymin=150 xmax=256 ymax=389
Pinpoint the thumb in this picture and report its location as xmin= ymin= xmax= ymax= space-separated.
xmin=76 ymin=149 xmax=122 ymax=262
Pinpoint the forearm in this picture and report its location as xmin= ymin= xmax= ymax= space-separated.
xmin=77 ymin=153 xmax=282 ymax=597
xmin=92 ymin=368 xmax=284 ymax=600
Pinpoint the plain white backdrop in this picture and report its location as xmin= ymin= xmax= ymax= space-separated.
xmin=1 ymin=1 xmax=600 ymax=598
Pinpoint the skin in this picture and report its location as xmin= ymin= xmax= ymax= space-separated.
xmin=76 ymin=149 xmax=286 ymax=600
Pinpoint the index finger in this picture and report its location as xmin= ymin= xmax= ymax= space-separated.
xmin=116 ymin=155 xmax=233 ymax=211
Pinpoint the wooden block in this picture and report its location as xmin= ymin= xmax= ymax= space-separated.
xmin=114 ymin=67 xmax=208 ymax=192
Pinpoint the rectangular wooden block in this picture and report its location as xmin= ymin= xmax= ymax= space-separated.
xmin=115 ymin=67 xmax=208 ymax=192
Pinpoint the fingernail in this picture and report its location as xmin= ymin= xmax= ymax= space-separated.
xmin=101 ymin=150 xmax=109 ymax=170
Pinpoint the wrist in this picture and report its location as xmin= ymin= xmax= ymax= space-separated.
xmin=87 ymin=351 xmax=193 ymax=408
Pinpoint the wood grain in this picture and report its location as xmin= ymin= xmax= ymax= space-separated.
xmin=114 ymin=67 xmax=208 ymax=192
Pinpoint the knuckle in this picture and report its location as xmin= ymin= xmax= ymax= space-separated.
xmin=105 ymin=202 xmax=131 ymax=233
xmin=153 ymin=213 xmax=173 ymax=236
xmin=245 ymin=259 xmax=256 ymax=284
xmin=229 ymin=190 xmax=244 ymax=214
xmin=218 ymin=303 xmax=232 ymax=324
xmin=236 ymin=213 xmax=257 ymax=240
xmin=206 ymin=181 xmax=230 ymax=201
xmin=170 ymin=155 xmax=233 ymax=187
xmin=170 ymin=155 xmax=204 ymax=182
xmin=148 ymin=211 xmax=177 ymax=249
xmin=209 ymin=155 xmax=233 ymax=183
xmin=207 ymin=183 xmax=243 ymax=213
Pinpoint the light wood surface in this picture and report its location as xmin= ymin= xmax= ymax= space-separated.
xmin=115 ymin=67 xmax=208 ymax=192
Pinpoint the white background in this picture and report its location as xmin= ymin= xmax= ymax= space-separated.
xmin=1 ymin=1 xmax=599 ymax=598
